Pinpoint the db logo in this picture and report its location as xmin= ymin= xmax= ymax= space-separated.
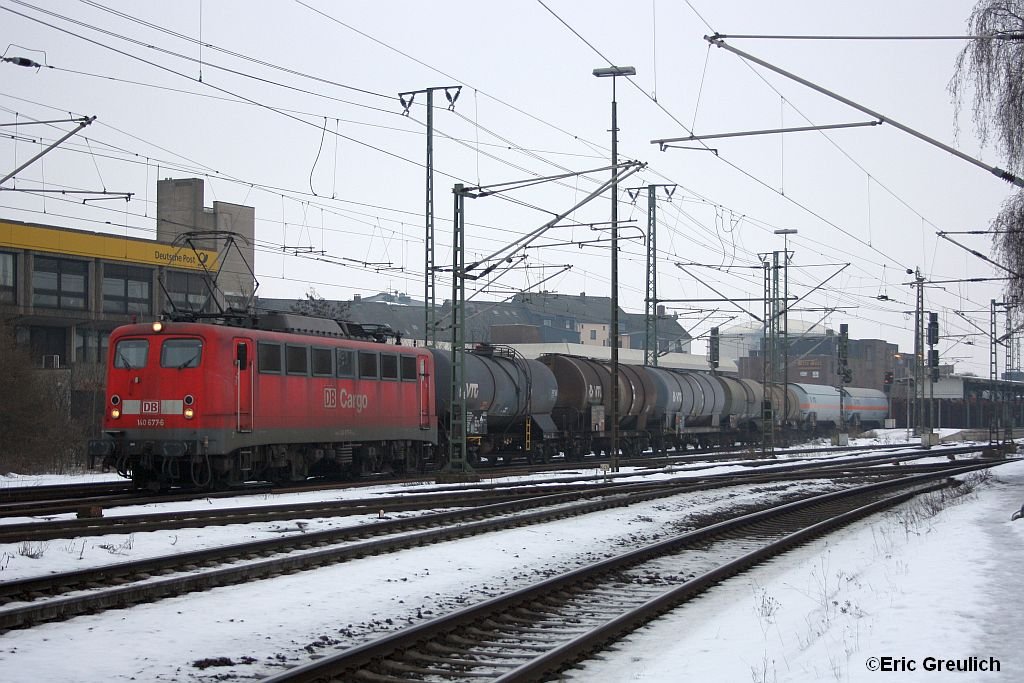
xmin=142 ymin=401 xmax=159 ymax=414
xmin=324 ymin=387 xmax=337 ymax=409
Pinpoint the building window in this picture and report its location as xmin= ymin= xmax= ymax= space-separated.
xmin=164 ymin=270 xmax=208 ymax=313
xmin=0 ymin=252 xmax=15 ymax=304
xmin=103 ymin=264 xmax=152 ymax=314
xmin=75 ymin=328 xmax=109 ymax=364
xmin=30 ymin=325 xmax=67 ymax=367
xmin=32 ymin=256 xmax=88 ymax=310
xmin=589 ymin=330 xmax=597 ymax=340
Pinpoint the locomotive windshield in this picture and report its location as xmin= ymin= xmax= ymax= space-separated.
xmin=113 ymin=339 xmax=148 ymax=369
xmin=161 ymin=338 xmax=203 ymax=369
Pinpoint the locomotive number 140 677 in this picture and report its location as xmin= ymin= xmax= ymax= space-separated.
xmin=137 ymin=418 xmax=165 ymax=427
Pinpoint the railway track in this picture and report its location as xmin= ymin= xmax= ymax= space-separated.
xmin=0 ymin=440 xmax=969 ymax=520
xmin=261 ymin=462 xmax=998 ymax=682
xmin=0 ymin=482 xmax=276 ymax=519
xmin=0 ymin=446 xmax=983 ymax=543
xmin=0 ymin=480 xmax=134 ymax=503
xmin=0 ymin=459 xmax=962 ymax=633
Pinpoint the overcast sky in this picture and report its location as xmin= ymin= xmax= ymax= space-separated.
xmin=0 ymin=1 xmax=1013 ymax=376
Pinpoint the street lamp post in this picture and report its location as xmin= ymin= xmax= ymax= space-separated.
xmin=593 ymin=65 xmax=635 ymax=473
xmin=774 ymin=228 xmax=797 ymax=442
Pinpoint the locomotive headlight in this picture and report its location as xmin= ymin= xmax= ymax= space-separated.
xmin=110 ymin=408 xmax=121 ymax=419
xmin=183 ymin=407 xmax=195 ymax=419
xmin=152 ymin=321 xmax=163 ymax=333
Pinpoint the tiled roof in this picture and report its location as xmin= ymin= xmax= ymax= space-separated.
xmin=255 ymin=291 xmax=689 ymax=344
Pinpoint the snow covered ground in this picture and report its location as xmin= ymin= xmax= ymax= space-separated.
xmin=571 ymin=459 xmax=1024 ymax=682
xmin=0 ymin=432 xmax=1020 ymax=682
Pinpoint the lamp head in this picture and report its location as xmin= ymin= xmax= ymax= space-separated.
xmin=593 ymin=66 xmax=636 ymax=78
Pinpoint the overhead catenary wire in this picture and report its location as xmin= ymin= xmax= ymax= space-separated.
xmin=2 ymin=2 xmax=999 ymax=366
xmin=538 ymin=0 xmax=919 ymax=279
xmin=6 ymin=0 xmax=888 ymax=309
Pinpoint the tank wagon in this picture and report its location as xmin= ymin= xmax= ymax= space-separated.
xmin=645 ymin=367 xmax=736 ymax=449
xmin=430 ymin=345 xmax=559 ymax=464
xmin=539 ymin=354 xmax=660 ymax=458
xmin=789 ymin=383 xmax=888 ymax=429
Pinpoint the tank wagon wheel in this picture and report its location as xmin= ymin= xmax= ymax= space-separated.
xmin=619 ymin=437 xmax=639 ymax=460
xmin=564 ymin=440 xmax=585 ymax=463
xmin=526 ymin=444 xmax=551 ymax=465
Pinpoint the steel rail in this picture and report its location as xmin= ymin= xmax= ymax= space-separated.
xmin=0 ymin=446 xmax=988 ymax=542
xmin=0 ymin=462 xmax=942 ymax=632
xmin=263 ymin=461 xmax=999 ymax=682
xmin=498 ymin=477 xmax=958 ymax=681
xmin=0 ymin=475 xmax=804 ymax=630
xmin=0 ymin=440 xmax=980 ymax=519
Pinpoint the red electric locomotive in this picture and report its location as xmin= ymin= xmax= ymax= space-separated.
xmin=90 ymin=313 xmax=437 ymax=489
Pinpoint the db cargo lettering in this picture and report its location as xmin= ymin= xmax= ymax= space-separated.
xmin=339 ymin=389 xmax=369 ymax=413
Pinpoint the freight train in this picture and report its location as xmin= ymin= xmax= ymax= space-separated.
xmin=89 ymin=313 xmax=888 ymax=490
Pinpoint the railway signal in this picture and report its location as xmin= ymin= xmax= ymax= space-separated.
xmin=928 ymin=312 xmax=940 ymax=346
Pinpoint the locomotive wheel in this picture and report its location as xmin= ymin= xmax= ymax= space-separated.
xmin=130 ymin=471 xmax=155 ymax=491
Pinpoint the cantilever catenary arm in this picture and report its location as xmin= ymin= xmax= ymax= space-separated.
xmin=1 ymin=116 xmax=96 ymax=185
xmin=705 ymin=34 xmax=1024 ymax=189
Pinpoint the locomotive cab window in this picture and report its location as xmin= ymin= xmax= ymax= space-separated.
xmin=380 ymin=353 xmax=398 ymax=380
xmin=312 ymin=347 xmax=333 ymax=377
xmin=258 ymin=342 xmax=282 ymax=374
xmin=336 ymin=349 xmax=354 ymax=378
xmin=358 ymin=351 xmax=378 ymax=379
xmin=401 ymin=355 xmax=417 ymax=382
xmin=161 ymin=338 xmax=202 ymax=369
xmin=113 ymin=339 xmax=148 ymax=369
xmin=286 ymin=345 xmax=309 ymax=376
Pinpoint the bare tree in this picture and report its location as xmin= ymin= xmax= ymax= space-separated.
xmin=950 ymin=1 xmax=1024 ymax=297
xmin=0 ymin=319 xmax=85 ymax=473
xmin=950 ymin=1 xmax=1024 ymax=170
xmin=989 ymin=192 xmax=1024 ymax=300
xmin=290 ymin=287 xmax=350 ymax=320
